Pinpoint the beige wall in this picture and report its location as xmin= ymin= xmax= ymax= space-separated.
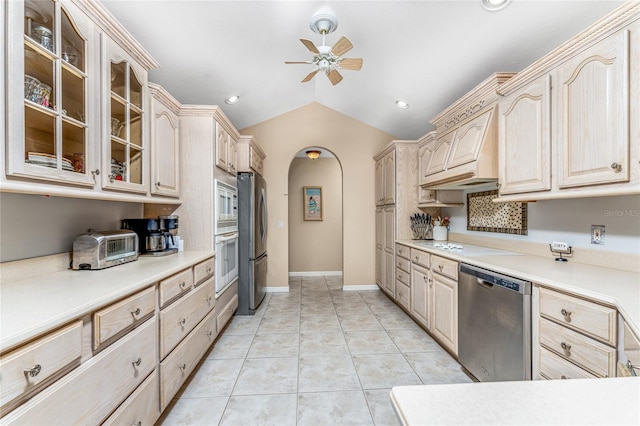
xmin=288 ymin=157 xmax=342 ymax=273
xmin=241 ymin=102 xmax=395 ymax=289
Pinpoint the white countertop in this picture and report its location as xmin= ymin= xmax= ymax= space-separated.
xmin=397 ymin=239 xmax=640 ymax=337
xmin=0 ymin=251 xmax=214 ymax=352
xmin=391 ymin=377 xmax=640 ymax=425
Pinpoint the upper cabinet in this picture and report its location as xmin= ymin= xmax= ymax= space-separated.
xmin=417 ymin=132 xmax=464 ymax=207
xmin=237 ymin=135 xmax=266 ymax=176
xmin=2 ymin=0 xmax=168 ymax=203
xmin=6 ymin=0 xmax=96 ymax=187
xmin=149 ymin=83 xmax=181 ymax=198
xmin=102 ymin=39 xmax=149 ymax=193
xmin=422 ymin=73 xmax=515 ymax=190
xmin=215 ymin=120 xmax=238 ymax=177
xmin=497 ymin=3 xmax=640 ymax=201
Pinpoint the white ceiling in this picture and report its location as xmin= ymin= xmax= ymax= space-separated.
xmin=101 ymin=0 xmax=623 ymax=140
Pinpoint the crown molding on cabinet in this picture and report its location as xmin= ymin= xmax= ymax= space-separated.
xmin=178 ymin=105 xmax=241 ymax=140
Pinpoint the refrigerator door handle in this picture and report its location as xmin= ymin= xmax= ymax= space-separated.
xmin=259 ymin=188 xmax=268 ymax=244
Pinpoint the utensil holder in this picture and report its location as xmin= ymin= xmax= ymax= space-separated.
xmin=433 ymin=225 xmax=448 ymax=241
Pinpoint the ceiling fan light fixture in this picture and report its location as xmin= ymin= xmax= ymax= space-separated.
xmin=395 ymin=100 xmax=410 ymax=109
xmin=225 ymin=95 xmax=240 ymax=105
xmin=306 ymin=150 xmax=322 ymax=160
xmin=481 ymin=0 xmax=511 ymax=11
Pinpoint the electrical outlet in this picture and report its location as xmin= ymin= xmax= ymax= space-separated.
xmin=551 ymin=241 xmax=569 ymax=251
xmin=591 ymin=225 xmax=605 ymax=245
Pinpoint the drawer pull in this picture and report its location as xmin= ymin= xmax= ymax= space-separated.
xmin=206 ymin=296 xmax=213 ymax=303
xmin=131 ymin=358 xmax=142 ymax=368
xmin=424 ymin=276 xmax=428 ymax=282
xmin=132 ymin=422 xmax=142 ymax=426
xmin=24 ymin=364 xmax=42 ymax=378
xmin=610 ymin=162 xmax=622 ymax=173
xmin=179 ymin=318 xmax=186 ymax=326
xmin=561 ymin=375 xmax=568 ymax=380
xmin=206 ymin=330 xmax=214 ymax=338
xmin=560 ymin=342 xmax=572 ymax=356
xmin=179 ymin=281 xmax=187 ymax=289
xmin=438 ymin=264 xmax=443 ymax=271
xmin=131 ymin=308 xmax=141 ymax=317
xmin=560 ymin=308 xmax=572 ymax=322
xmin=179 ymin=363 xmax=187 ymax=371
xmin=207 ymin=267 xmax=213 ymax=273
xmin=415 ymin=255 xmax=419 ymax=261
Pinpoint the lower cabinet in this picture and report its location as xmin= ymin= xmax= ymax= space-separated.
xmin=2 ymin=318 xmax=156 ymax=424
xmin=0 ymin=255 xmax=240 ymax=425
xmin=410 ymin=263 xmax=430 ymax=328
xmin=431 ymin=272 xmax=458 ymax=355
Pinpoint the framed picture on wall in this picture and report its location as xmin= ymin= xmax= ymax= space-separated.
xmin=303 ymin=186 xmax=323 ymax=221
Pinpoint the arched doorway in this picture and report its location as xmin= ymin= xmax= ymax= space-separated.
xmin=287 ymin=147 xmax=343 ymax=290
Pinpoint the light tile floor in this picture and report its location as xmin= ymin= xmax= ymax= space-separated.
xmin=159 ymin=276 xmax=472 ymax=425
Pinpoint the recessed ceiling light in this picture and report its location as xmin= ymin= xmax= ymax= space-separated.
xmin=395 ymin=100 xmax=409 ymax=109
xmin=225 ymin=95 xmax=240 ymax=105
xmin=481 ymin=0 xmax=511 ymax=12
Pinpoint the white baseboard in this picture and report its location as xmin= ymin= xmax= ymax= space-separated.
xmin=288 ymin=271 xmax=343 ymax=277
xmin=265 ymin=286 xmax=289 ymax=293
xmin=342 ymin=285 xmax=380 ymax=291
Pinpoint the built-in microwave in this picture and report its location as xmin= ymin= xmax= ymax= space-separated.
xmin=215 ymin=179 xmax=238 ymax=235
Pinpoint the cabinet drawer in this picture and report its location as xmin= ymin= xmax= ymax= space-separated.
xmin=93 ymin=286 xmax=155 ymax=350
xmin=539 ymin=347 xmax=597 ymax=380
xmin=193 ymin=257 xmax=215 ymax=287
xmin=160 ymin=277 xmax=215 ymax=359
xmin=539 ymin=318 xmax=616 ymax=377
xmin=410 ymin=248 xmax=430 ymax=268
xmin=395 ymin=244 xmax=410 ymax=260
xmin=3 ymin=318 xmax=156 ymax=425
xmin=102 ymin=370 xmax=159 ymax=426
xmin=160 ymin=309 xmax=217 ymax=410
xmin=0 ymin=321 xmax=82 ymax=413
xmin=432 ymin=255 xmax=458 ymax=280
xmin=396 ymin=257 xmax=410 ymax=273
xmin=395 ymin=281 xmax=410 ymax=311
xmin=623 ymin=321 xmax=640 ymax=373
xmin=539 ymin=287 xmax=616 ymax=345
xmin=217 ymin=294 xmax=239 ymax=333
xmin=396 ymin=268 xmax=410 ymax=286
xmin=159 ymin=268 xmax=194 ymax=308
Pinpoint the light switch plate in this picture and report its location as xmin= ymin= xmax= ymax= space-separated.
xmin=591 ymin=225 xmax=605 ymax=245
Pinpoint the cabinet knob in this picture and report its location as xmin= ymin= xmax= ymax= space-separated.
xmin=179 ymin=363 xmax=187 ymax=371
xmin=610 ymin=162 xmax=622 ymax=173
xmin=155 ymin=181 xmax=161 ymax=187
xmin=131 ymin=357 xmax=142 ymax=367
xmin=131 ymin=307 xmax=141 ymax=317
xmin=179 ymin=318 xmax=186 ymax=326
xmin=438 ymin=264 xmax=443 ymax=271
xmin=132 ymin=422 xmax=142 ymax=426
xmin=560 ymin=308 xmax=572 ymax=322
xmin=207 ymin=331 xmax=214 ymax=338
xmin=206 ymin=296 xmax=213 ymax=303
xmin=179 ymin=281 xmax=187 ymax=289
xmin=424 ymin=276 xmax=428 ymax=282
xmin=560 ymin=342 xmax=572 ymax=357
xmin=560 ymin=375 xmax=568 ymax=380
xmin=207 ymin=267 xmax=213 ymax=273
xmin=24 ymin=364 xmax=42 ymax=378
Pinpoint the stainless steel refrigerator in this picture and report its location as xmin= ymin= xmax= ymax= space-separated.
xmin=237 ymin=172 xmax=267 ymax=314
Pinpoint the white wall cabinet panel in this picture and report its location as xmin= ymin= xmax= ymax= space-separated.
xmin=447 ymin=110 xmax=492 ymax=169
xmin=425 ymin=131 xmax=455 ymax=177
xmin=149 ymin=84 xmax=180 ymax=198
xmin=556 ymin=30 xmax=630 ymax=189
xmin=498 ymin=74 xmax=552 ymax=194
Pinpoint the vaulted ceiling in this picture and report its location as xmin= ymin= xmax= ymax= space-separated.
xmin=102 ymin=0 xmax=623 ymax=140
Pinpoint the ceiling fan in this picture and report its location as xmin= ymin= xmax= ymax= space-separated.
xmin=285 ymin=11 xmax=363 ymax=86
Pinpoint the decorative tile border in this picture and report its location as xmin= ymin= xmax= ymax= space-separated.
xmin=467 ymin=190 xmax=527 ymax=235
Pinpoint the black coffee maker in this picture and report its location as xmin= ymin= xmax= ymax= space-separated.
xmin=121 ymin=217 xmax=178 ymax=256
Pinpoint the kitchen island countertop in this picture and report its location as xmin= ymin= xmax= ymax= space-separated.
xmin=391 ymin=376 xmax=640 ymax=425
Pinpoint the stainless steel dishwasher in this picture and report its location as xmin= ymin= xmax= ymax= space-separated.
xmin=458 ymin=263 xmax=532 ymax=382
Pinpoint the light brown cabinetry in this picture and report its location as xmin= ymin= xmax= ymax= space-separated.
xmin=0 ymin=320 xmax=82 ymax=415
xmin=395 ymin=243 xmax=411 ymax=311
xmin=537 ymin=286 xmax=617 ymax=379
xmin=430 ymin=255 xmax=458 ymax=355
xmin=149 ymin=83 xmax=181 ymax=198
xmin=3 ymin=318 xmax=156 ymax=425
xmin=102 ymin=370 xmax=159 ymax=426
xmin=237 ymin=135 xmax=266 ymax=176
xmin=410 ymin=261 xmax=430 ymax=328
xmin=417 ymin=132 xmax=464 ymax=207
xmin=215 ymin=122 xmax=238 ymax=176
xmin=373 ymin=142 xmax=420 ymax=296
xmin=497 ymin=4 xmax=640 ymax=201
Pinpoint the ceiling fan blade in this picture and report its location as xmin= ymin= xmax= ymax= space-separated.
xmin=301 ymin=69 xmax=319 ymax=83
xmin=326 ymin=69 xmax=343 ymax=85
xmin=300 ymin=39 xmax=319 ymax=54
xmin=285 ymin=61 xmax=313 ymax=64
xmin=331 ymin=36 xmax=353 ymax=57
xmin=339 ymin=58 xmax=363 ymax=71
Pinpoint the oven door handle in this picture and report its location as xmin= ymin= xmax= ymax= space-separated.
xmin=216 ymin=232 xmax=238 ymax=242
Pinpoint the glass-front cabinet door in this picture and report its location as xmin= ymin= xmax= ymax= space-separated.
xmin=6 ymin=0 xmax=95 ymax=186
xmin=102 ymin=40 xmax=148 ymax=193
